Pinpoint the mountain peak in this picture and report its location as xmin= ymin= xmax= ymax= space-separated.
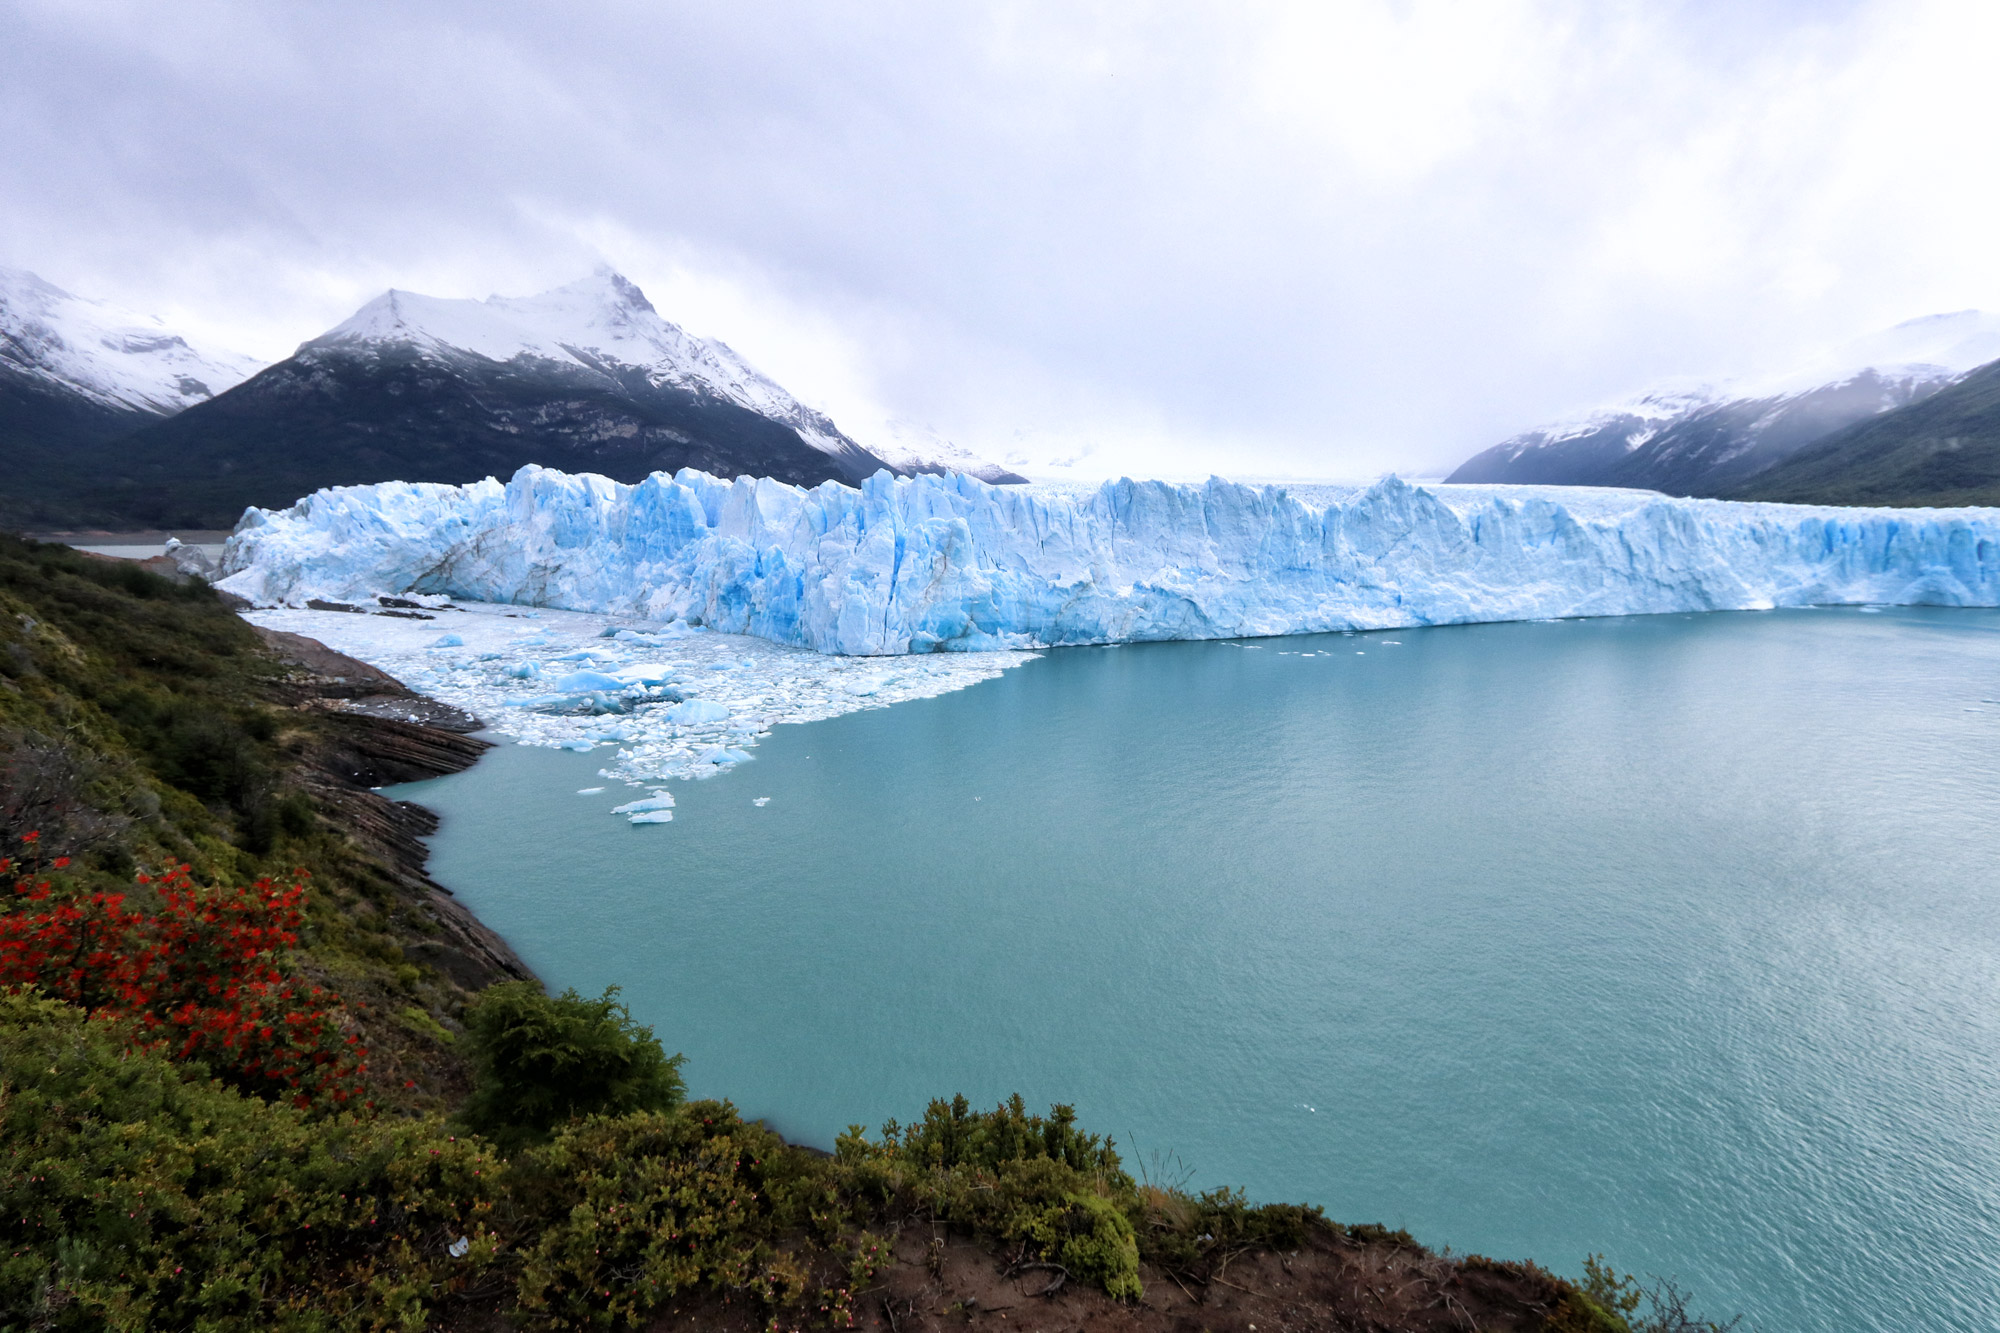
xmin=1449 ymin=307 xmax=2000 ymax=495
xmin=585 ymin=264 xmax=656 ymax=315
xmin=0 ymin=266 xmax=261 ymax=414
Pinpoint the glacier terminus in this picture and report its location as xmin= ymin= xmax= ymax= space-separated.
xmin=219 ymin=466 xmax=2000 ymax=656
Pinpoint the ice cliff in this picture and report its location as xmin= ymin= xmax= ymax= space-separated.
xmin=219 ymin=466 xmax=2000 ymax=656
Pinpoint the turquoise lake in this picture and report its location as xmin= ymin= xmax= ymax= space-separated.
xmin=395 ymin=607 xmax=2000 ymax=1332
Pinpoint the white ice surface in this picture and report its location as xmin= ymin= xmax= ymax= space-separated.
xmin=243 ymin=601 xmax=1034 ymax=816
xmin=223 ymin=466 xmax=2000 ymax=658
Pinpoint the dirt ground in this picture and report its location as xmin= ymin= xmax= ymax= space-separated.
xmin=642 ymin=1225 xmax=1572 ymax=1333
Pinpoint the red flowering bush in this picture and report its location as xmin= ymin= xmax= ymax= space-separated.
xmin=0 ymin=833 xmax=368 ymax=1110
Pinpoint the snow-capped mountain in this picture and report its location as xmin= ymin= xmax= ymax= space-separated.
xmin=864 ymin=418 xmax=1026 ymax=485
xmin=92 ymin=270 xmax=940 ymax=527
xmin=2 ymin=265 xmax=1023 ymax=529
xmin=311 ymin=269 xmax=892 ymax=480
xmin=0 ymin=266 xmax=262 ymax=417
xmin=0 ymin=267 xmax=264 ymax=529
xmin=1449 ymin=311 xmax=2000 ymax=495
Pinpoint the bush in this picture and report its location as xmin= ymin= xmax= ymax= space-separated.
xmin=0 ymin=993 xmax=501 ymax=1332
xmin=458 ymin=982 xmax=685 ymax=1146
xmin=845 ymin=1095 xmax=1146 ymax=1301
xmin=0 ymin=849 xmax=368 ymax=1110
xmin=511 ymin=1103 xmax=805 ymax=1328
xmin=884 ymin=1093 xmax=1125 ymax=1176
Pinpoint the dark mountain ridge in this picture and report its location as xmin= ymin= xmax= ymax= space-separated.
xmin=1448 ymin=311 xmax=2000 ymax=505
xmin=1725 ymin=357 xmax=2000 ymax=507
xmin=0 ymin=269 xmax=1018 ymax=531
xmin=73 ymin=336 xmax=894 ymax=529
xmin=1448 ymin=370 xmax=1955 ymax=496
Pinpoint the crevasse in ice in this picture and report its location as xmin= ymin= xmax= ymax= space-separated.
xmin=218 ymin=466 xmax=2000 ymax=656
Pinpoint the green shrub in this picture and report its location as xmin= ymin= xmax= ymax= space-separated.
xmin=1013 ymin=1187 xmax=1142 ymax=1301
xmin=846 ymin=1095 xmax=1145 ymax=1301
xmin=510 ymin=1102 xmax=799 ymax=1328
xmin=458 ymin=982 xmax=685 ymax=1147
xmin=0 ymin=992 xmax=502 ymax=1332
xmin=886 ymin=1093 xmax=1125 ymax=1176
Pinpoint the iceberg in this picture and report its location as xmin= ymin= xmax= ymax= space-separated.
xmin=664 ymin=698 xmax=731 ymax=724
xmin=219 ymin=465 xmax=2000 ymax=657
xmin=611 ymin=793 xmax=676 ymax=815
xmin=552 ymin=668 xmax=629 ymax=693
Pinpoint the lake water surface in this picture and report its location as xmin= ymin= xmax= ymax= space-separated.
xmin=396 ymin=607 xmax=2000 ymax=1332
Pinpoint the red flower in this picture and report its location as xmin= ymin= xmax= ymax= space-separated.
xmin=0 ymin=864 xmax=366 ymax=1111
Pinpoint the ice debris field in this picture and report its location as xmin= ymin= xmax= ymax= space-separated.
xmin=222 ymin=465 xmax=2000 ymax=658
xmin=244 ymin=601 xmax=1033 ymax=823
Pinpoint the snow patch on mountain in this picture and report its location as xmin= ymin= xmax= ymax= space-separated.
xmin=1500 ymin=312 xmax=2000 ymax=457
xmin=862 ymin=419 xmax=1026 ymax=484
xmin=316 ymin=269 xmax=1001 ymax=480
xmin=219 ymin=466 xmax=2000 ymax=658
xmin=0 ymin=267 xmax=262 ymax=414
xmin=320 ymin=269 xmax=824 ymax=426
xmin=1748 ymin=309 xmax=2000 ymax=398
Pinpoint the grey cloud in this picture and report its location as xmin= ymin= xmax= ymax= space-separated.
xmin=3 ymin=0 xmax=1992 ymax=478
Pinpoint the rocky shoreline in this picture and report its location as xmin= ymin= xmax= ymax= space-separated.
xmin=252 ymin=622 xmax=533 ymax=990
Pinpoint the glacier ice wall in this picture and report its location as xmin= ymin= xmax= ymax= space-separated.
xmin=218 ymin=466 xmax=2000 ymax=656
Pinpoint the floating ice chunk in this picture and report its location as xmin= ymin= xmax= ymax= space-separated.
xmin=665 ymin=698 xmax=731 ymax=724
xmin=611 ymin=663 xmax=676 ymax=685
xmin=577 ymin=787 xmax=605 ymax=794
xmin=477 ymin=651 xmax=503 ymax=661
xmin=505 ymin=691 xmax=629 ymax=715
xmin=612 ymin=792 xmax=676 ymax=814
xmin=559 ymin=739 xmax=595 ymax=752
xmin=503 ymin=660 xmax=542 ymax=679
xmin=553 ymin=669 xmax=628 ymax=692
xmin=431 ymin=633 xmax=465 ymax=648
xmin=627 ymin=809 xmax=674 ymax=824
xmin=700 ymin=746 xmax=753 ymax=765
xmin=753 ymin=796 xmax=771 ymax=807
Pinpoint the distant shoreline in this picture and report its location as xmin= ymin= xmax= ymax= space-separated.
xmin=22 ymin=527 xmax=234 ymax=545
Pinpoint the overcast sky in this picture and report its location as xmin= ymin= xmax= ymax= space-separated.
xmin=5 ymin=0 xmax=1997 ymax=478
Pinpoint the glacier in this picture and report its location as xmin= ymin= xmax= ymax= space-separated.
xmin=219 ymin=465 xmax=2000 ymax=656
